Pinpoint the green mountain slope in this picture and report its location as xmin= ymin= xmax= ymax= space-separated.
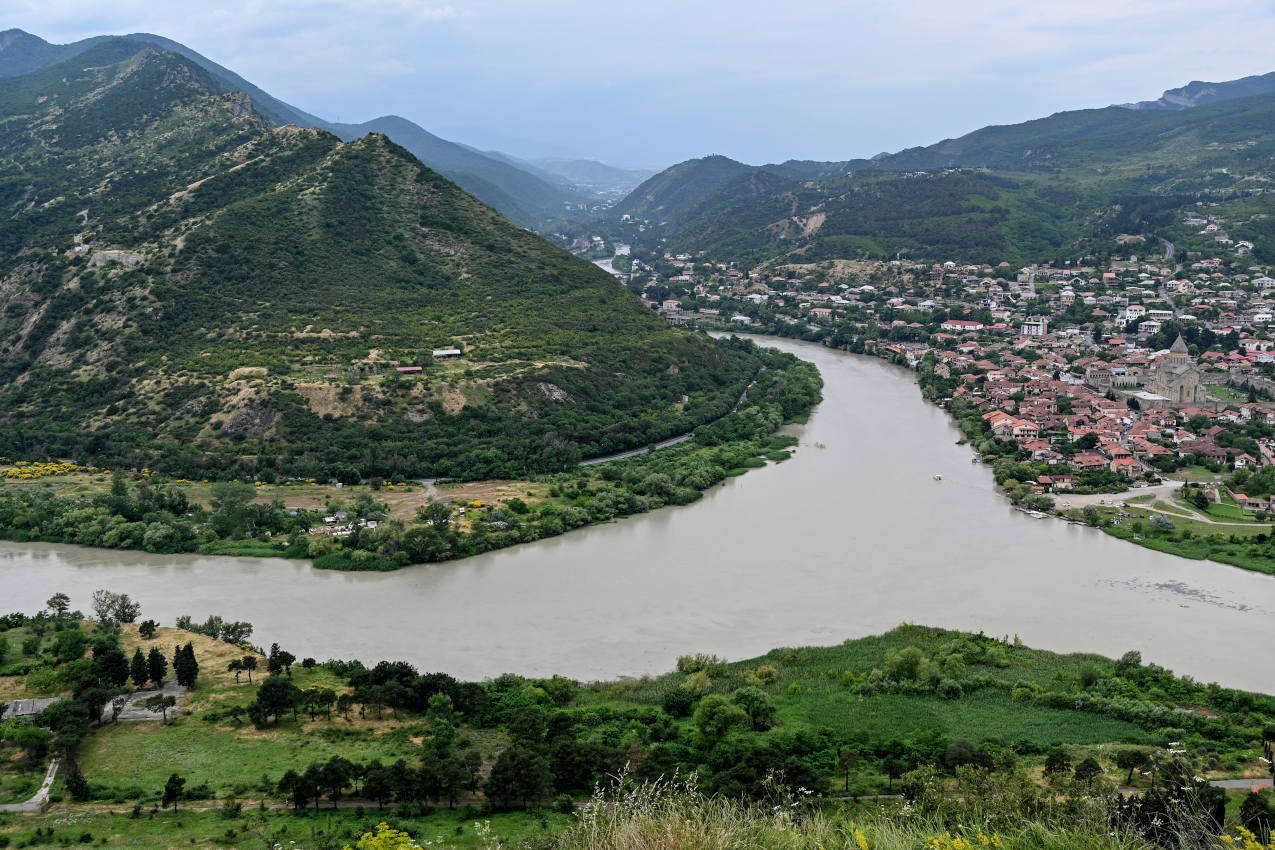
xmin=606 ymin=83 xmax=1275 ymax=266
xmin=326 ymin=115 xmax=580 ymax=226
xmin=0 ymin=29 xmax=582 ymax=228
xmin=614 ymin=155 xmax=762 ymax=224
xmin=0 ymin=42 xmax=765 ymax=480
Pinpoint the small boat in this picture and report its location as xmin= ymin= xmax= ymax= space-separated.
xmin=933 ymin=474 xmax=943 ymax=481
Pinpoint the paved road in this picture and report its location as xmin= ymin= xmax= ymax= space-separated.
xmin=1059 ymin=482 xmax=1267 ymax=528
xmin=578 ymin=433 xmax=694 ymax=466
xmin=0 ymin=758 xmax=59 ymax=813
xmin=1211 ymin=778 xmax=1273 ymax=790
xmin=578 ymin=366 xmax=766 ymax=467
xmin=1058 ymin=482 xmax=1181 ymax=508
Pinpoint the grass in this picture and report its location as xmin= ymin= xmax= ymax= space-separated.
xmin=1165 ymin=465 xmax=1222 ymax=483
xmin=0 ymin=805 xmax=571 ymax=850
xmin=773 ymin=691 xmax=1147 ymax=746
xmin=590 ymin=625 xmax=1153 ymax=755
xmin=1206 ymin=384 xmax=1248 ymax=403
xmin=79 ymin=714 xmax=425 ymax=800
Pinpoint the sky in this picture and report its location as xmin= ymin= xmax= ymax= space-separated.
xmin=9 ymin=0 xmax=1275 ymax=169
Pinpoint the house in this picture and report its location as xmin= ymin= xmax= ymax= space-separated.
xmin=1110 ymin=457 xmax=1143 ymax=478
xmin=941 ymin=319 xmax=985 ymax=332
xmin=432 ymin=349 xmax=462 ymax=360
xmin=1072 ymin=453 xmax=1108 ymax=470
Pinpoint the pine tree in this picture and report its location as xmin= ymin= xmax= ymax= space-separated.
xmin=64 ymin=757 xmax=92 ymax=801
xmin=146 ymin=645 xmax=167 ymax=688
xmin=129 ymin=648 xmax=148 ymax=689
xmin=173 ymin=642 xmax=198 ymax=689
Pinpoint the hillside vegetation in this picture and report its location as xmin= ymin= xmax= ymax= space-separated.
xmin=604 ymin=87 xmax=1275 ymax=267
xmin=0 ymin=42 xmax=772 ymax=481
xmin=3 ymin=616 xmax=1274 ymax=848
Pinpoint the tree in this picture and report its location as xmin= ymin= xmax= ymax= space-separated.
xmin=91 ymin=646 xmax=129 ymax=688
xmin=267 ymin=643 xmax=295 ymax=677
xmin=1115 ymin=749 xmax=1150 ymax=786
xmin=1074 ymin=756 xmax=1103 ymax=785
xmin=90 ymin=589 xmax=140 ymax=624
xmin=362 ymin=762 xmax=393 ymax=808
xmin=146 ymin=645 xmax=167 ymax=688
xmin=143 ymin=694 xmax=177 ymax=724
xmin=162 ymin=773 xmax=185 ymax=811
xmin=693 ymin=694 xmax=750 ymax=747
xmin=129 ymin=648 xmax=148 ymax=689
xmin=485 ymin=744 xmax=553 ymax=808
xmin=277 ymin=769 xmax=313 ymax=810
xmin=320 ymin=756 xmax=354 ymax=808
xmin=1044 ymin=746 xmax=1073 ymax=780
xmin=228 ymin=658 xmax=243 ymax=684
xmin=839 ymin=748 xmax=859 ymax=791
xmin=173 ymin=643 xmax=199 ymax=689
xmin=108 ymin=695 xmax=128 ymax=724
xmin=138 ymin=619 xmax=158 ymax=639
xmin=52 ymin=628 xmax=87 ymax=663
xmin=64 ymin=758 xmax=92 ymax=801
xmin=241 ymin=655 xmax=258 ymax=683
xmin=730 ymin=687 xmax=777 ymax=731
xmin=254 ymin=675 xmax=302 ymax=724
xmin=45 ymin=593 xmax=71 ymax=619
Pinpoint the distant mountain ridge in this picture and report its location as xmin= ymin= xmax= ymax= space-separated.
xmin=0 ymin=28 xmax=583 ymax=227
xmin=604 ymin=73 xmax=1275 ymax=266
xmin=1118 ymin=71 xmax=1275 ymax=110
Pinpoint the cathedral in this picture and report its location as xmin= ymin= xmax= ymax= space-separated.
xmin=1146 ymin=335 xmax=1206 ymax=405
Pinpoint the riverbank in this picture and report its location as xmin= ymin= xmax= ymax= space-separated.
xmin=0 ymin=343 xmax=821 ymax=572
xmin=2 ymin=619 xmax=1272 ymax=849
xmin=3 ymin=337 xmax=1273 ymax=692
xmin=752 ymin=323 xmax=1275 ymax=580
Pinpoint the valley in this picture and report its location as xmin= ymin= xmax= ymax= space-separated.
xmin=2 ymin=18 xmax=1275 ymax=850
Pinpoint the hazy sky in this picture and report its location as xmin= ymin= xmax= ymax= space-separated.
xmin=10 ymin=0 xmax=1275 ymax=168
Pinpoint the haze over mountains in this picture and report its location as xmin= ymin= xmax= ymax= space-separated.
xmin=0 ymin=28 xmax=648 ymax=228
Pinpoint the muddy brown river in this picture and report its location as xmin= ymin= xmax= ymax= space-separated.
xmin=2 ymin=338 xmax=1271 ymax=690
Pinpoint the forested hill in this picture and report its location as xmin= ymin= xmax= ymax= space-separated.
xmin=0 ymin=29 xmax=583 ymax=228
xmin=0 ymin=40 xmax=770 ymax=481
xmin=602 ymin=79 xmax=1275 ymax=267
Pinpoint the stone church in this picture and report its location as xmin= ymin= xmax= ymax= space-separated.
xmin=1146 ymin=335 xmax=1206 ymax=405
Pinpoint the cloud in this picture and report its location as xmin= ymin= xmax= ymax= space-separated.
xmin=6 ymin=0 xmax=1275 ymax=164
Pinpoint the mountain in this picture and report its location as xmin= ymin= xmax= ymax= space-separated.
xmin=0 ymin=40 xmax=765 ymax=480
xmin=0 ymin=29 xmax=582 ymax=228
xmin=604 ymin=78 xmax=1275 ymax=267
xmin=324 ymin=115 xmax=583 ymax=225
xmin=613 ymin=155 xmax=762 ymax=224
xmin=1119 ymin=71 xmax=1275 ymax=110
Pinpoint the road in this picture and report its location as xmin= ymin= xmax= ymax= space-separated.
xmin=578 ymin=366 xmax=765 ymax=466
xmin=0 ymin=758 xmax=59 ymax=813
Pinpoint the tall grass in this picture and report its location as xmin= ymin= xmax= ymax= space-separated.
xmin=556 ymin=775 xmax=1157 ymax=850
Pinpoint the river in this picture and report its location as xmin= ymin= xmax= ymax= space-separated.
xmin=2 ymin=339 xmax=1272 ymax=691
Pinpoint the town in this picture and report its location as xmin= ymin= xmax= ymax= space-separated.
xmin=583 ymin=214 xmax=1275 ymax=575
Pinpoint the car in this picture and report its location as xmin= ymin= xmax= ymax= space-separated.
xmin=1060 ymin=501 xmax=1071 ymax=508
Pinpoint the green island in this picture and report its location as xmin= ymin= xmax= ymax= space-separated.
xmin=2 ymin=602 xmax=1274 ymax=849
